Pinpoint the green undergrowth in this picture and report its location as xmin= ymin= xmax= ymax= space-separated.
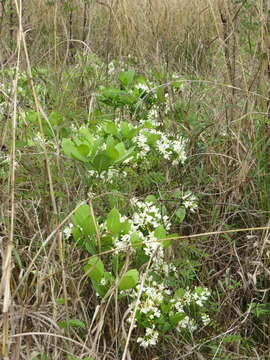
xmin=1 ymin=51 xmax=270 ymax=359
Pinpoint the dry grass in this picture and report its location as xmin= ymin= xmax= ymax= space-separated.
xmin=0 ymin=0 xmax=218 ymax=70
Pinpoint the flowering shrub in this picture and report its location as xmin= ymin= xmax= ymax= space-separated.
xmin=63 ymin=195 xmax=211 ymax=348
xmin=60 ymin=68 xmax=210 ymax=349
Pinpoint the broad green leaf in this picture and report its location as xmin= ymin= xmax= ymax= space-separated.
xmin=78 ymin=127 xmax=94 ymax=147
xmin=118 ymin=269 xmax=139 ymax=290
xmin=175 ymin=207 xmax=186 ymax=222
xmin=84 ymin=240 xmax=97 ymax=255
xmin=154 ymin=225 xmax=166 ymax=240
xmin=131 ymin=232 xmax=143 ymax=250
xmin=106 ymin=144 xmax=120 ymax=160
xmin=120 ymin=122 xmax=132 ymax=138
xmin=114 ymin=142 xmax=126 ymax=157
xmin=91 ymin=280 xmax=107 ymax=297
xmin=121 ymin=219 xmax=131 ymax=234
xmin=115 ymin=146 xmax=134 ymax=163
xmin=61 ymin=138 xmax=88 ymax=162
xmin=107 ymin=208 xmax=121 ymax=234
xmin=161 ymin=302 xmax=173 ymax=314
xmin=71 ymin=204 xmax=91 ymax=226
xmin=25 ymin=110 xmax=39 ymax=124
xmin=145 ymin=132 xmax=160 ymax=145
xmin=56 ymin=298 xmax=68 ymax=305
xmin=91 ymin=137 xmax=104 ymax=157
xmin=92 ymin=153 xmax=112 ymax=172
xmin=77 ymin=143 xmax=91 ymax=157
xmin=71 ymin=204 xmax=97 ymax=237
xmin=84 ymin=256 xmax=104 ymax=282
xmin=118 ymin=70 xmax=135 ymax=87
xmin=120 ymin=121 xmax=138 ymax=139
xmin=61 ymin=138 xmax=75 ymax=158
xmin=100 ymin=235 xmax=114 ymax=251
xmin=104 ymin=122 xmax=118 ymax=136
xmin=169 ymin=312 xmax=186 ymax=326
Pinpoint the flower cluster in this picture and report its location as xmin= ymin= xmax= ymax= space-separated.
xmin=133 ymin=127 xmax=187 ymax=165
xmin=106 ymin=198 xmax=170 ymax=258
xmin=130 ymin=197 xmax=171 ymax=231
xmin=137 ymin=326 xmax=159 ymax=348
xmin=126 ymin=277 xmax=211 ymax=347
xmin=182 ymin=191 xmax=198 ymax=212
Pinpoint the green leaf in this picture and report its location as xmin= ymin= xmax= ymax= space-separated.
xmin=118 ymin=70 xmax=135 ymax=87
xmin=118 ymin=269 xmax=139 ymax=290
xmin=145 ymin=131 xmax=160 ymax=145
xmin=56 ymin=298 xmax=69 ymax=305
xmin=162 ymin=233 xmax=176 ymax=249
xmin=131 ymin=232 xmax=143 ymax=250
xmin=106 ymin=144 xmax=120 ymax=160
xmin=78 ymin=127 xmax=94 ymax=147
xmin=92 ymin=153 xmax=112 ymax=172
xmin=120 ymin=121 xmax=137 ymax=139
xmin=58 ymin=319 xmax=86 ymax=329
xmin=223 ymin=335 xmax=242 ymax=343
xmin=170 ymin=312 xmax=186 ymax=326
xmin=172 ymin=190 xmax=182 ymax=199
xmin=77 ymin=143 xmax=91 ymax=157
xmin=121 ymin=219 xmax=131 ymax=234
xmin=107 ymin=208 xmax=121 ymax=234
xmin=61 ymin=138 xmax=88 ymax=162
xmin=154 ymin=225 xmax=166 ymax=240
xmin=145 ymin=195 xmax=156 ymax=203
xmin=104 ymin=122 xmax=118 ymax=136
xmin=114 ymin=145 xmax=134 ymax=163
xmin=175 ymin=207 xmax=186 ymax=222
xmin=84 ymin=256 xmax=105 ymax=282
xmin=49 ymin=111 xmax=63 ymax=126
xmin=175 ymin=288 xmax=185 ymax=298
xmin=71 ymin=204 xmax=97 ymax=237
xmin=100 ymin=235 xmax=114 ymax=251
xmin=71 ymin=204 xmax=90 ymax=226
xmin=114 ymin=142 xmax=126 ymax=157
xmin=161 ymin=302 xmax=173 ymax=314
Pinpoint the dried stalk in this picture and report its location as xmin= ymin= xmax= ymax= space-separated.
xmin=1 ymin=1 xmax=22 ymax=358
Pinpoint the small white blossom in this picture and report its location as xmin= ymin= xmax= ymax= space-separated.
xmin=201 ymin=314 xmax=211 ymax=325
xmin=137 ymin=327 xmax=159 ymax=348
xmin=100 ymin=278 xmax=107 ymax=286
xmin=135 ymin=83 xmax=149 ymax=92
xmin=63 ymin=223 xmax=73 ymax=238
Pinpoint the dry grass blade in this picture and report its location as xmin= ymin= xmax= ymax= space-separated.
xmin=1 ymin=1 xmax=22 ymax=358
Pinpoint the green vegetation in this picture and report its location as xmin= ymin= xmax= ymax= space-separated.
xmin=1 ymin=0 xmax=270 ymax=359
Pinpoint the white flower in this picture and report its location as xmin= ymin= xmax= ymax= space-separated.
xmin=108 ymin=61 xmax=115 ymax=74
xmin=63 ymin=223 xmax=73 ymax=238
xmin=201 ymin=314 xmax=210 ymax=325
xmin=134 ymin=132 xmax=150 ymax=158
xmin=137 ymin=327 xmax=159 ymax=348
xmin=100 ymin=278 xmax=107 ymax=286
xmin=135 ymin=83 xmax=148 ymax=92
xmin=177 ymin=316 xmax=197 ymax=332
xmin=182 ymin=192 xmax=198 ymax=211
